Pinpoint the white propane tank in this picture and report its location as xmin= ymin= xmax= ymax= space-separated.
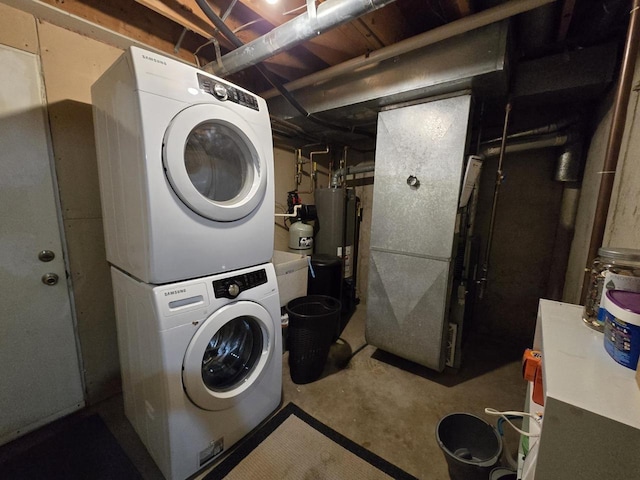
xmin=288 ymin=221 xmax=313 ymax=255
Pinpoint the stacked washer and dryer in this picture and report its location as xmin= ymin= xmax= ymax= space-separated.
xmin=92 ymin=47 xmax=281 ymax=480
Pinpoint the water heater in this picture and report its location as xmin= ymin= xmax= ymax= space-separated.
xmin=314 ymin=187 xmax=360 ymax=317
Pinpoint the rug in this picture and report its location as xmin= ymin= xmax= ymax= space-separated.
xmin=205 ymin=403 xmax=417 ymax=480
xmin=0 ymin=414 xmax=141 ymax=480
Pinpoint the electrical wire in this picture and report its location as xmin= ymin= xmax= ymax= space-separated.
xmin=484 ymin=408 xmax=542 ymax=437
xmin=282 ymin=4 xmax=308 ymax=16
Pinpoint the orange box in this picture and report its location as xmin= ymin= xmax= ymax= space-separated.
xmin=522 ymin=349 xmax=542 ymax=382
xmin=523 ymin=349 xmax=544 ymax=406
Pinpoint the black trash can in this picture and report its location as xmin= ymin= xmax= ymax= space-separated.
xmin=307 ymin=254 xmax=342 ymax=299
xmin=307 ymin=254 xmax=342 ymax=339
xmin=285 ymin=295 xmax=341 ymax=384
xmin=435 ymin=413 xmax=503 ymax=480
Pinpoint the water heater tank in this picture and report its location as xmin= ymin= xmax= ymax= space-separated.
xmin=288 ymin=221 xmax=313 ymax=255
xmin=314 ymin=187 xmax=358 ymax=279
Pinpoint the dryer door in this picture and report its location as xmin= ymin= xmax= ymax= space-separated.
xmin=182 ymin=301 xmax=275 ymax=411
xmin=163 ymin=104 xmax=267 ymax=222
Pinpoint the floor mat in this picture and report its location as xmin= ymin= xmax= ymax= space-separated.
xmin=0 ymin=414 xmax=141 ymax=480
xmin=205 ymin=402 xmax=418 ymax=480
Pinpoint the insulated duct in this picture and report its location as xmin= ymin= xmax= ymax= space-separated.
xmin=204 ymin=0 xmax=398 ymax=77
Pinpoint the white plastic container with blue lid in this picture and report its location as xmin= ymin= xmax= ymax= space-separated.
xmin=603 ymin=290 xmax=640 ymax=369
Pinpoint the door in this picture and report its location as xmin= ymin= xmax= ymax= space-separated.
xmin=0 ymin=45 xmax=84 ymax=445
xmin=182 ymin=301 xmax=275 ymax=411
xmin=163 ymin=104 xmax=267 ymax=222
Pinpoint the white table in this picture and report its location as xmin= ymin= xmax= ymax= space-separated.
xmin=522 ymin=300 xmax=640 ymax=479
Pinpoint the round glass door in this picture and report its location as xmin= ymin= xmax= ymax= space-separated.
xmin=183 ymin=302 xmax=274 ymax=411
xmin=201 ymin=316 xmax=263 ymax=391
xmin=163 ymin=104 xmax=267 ymax=222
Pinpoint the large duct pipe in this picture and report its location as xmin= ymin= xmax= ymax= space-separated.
xmin=204 ymin=0 xmax=398 ymax=76
xmin=580 ymin=0 xmax=640 ymax=304
xmin=261 ymin=0 xmax=555 ymax=99
xmin=547 ymin=184 xmax=581 ymax=300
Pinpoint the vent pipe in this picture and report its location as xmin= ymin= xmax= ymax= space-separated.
xmin=204 ymin=0 xmax=398 ymax=77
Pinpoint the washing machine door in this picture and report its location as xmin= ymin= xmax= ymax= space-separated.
xmin=163 ymin=104 xmax=268 ymax=222
xmin=182 ymin=301 xmax=275 ymax=411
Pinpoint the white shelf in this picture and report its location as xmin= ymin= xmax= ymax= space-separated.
xmin=529 ymin=300 xmax=640 ymax=480
xmin=538 ymin=299 xmax=640 ymax=429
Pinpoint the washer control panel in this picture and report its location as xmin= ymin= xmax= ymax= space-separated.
xmin=213 ymin=268 xmax=268 ymax=299
xmin=197 ymin=73 xmax=259 ymax=111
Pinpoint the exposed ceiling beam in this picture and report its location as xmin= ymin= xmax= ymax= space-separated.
xmin=135 ymin=0 xmax=217 ymax=39
xmin=444 ymin=0 xmax=473 ymax=18
xmin=34 ymin=0 xmax=199 ymax=63
xmin=356 ymin=4 xmax=412 ymax=46
xmin=556 ymin=0 xmax=576 ymax=42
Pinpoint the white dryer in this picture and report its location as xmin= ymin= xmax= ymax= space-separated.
xmin=110 ymin=263 xmax=282 ymax=480
xmin=92 ymin=46 xmax=275 ymax=284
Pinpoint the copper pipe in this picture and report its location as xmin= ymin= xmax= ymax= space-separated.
xmin=580 ymin=0 xmax=640 ymax=304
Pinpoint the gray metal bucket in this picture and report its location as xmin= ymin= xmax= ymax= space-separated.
xmin=436 ymin=413 xmax=503 ymax=480
xmin=490 ymin=467 xmax=517 ymax=480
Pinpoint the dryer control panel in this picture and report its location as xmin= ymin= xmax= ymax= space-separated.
xmin=213 ymin=268 xmax=268 ymax=299
xmin=197 ymin=73 xmax=259 ymax=111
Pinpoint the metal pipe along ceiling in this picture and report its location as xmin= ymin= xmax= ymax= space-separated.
xmin=479 ymin=131 xmax=575 ymax=157
xmin=261 ymin=0 xmax=556 ymax=99
xmin=204 ymin=0 xmax=398 ymax=76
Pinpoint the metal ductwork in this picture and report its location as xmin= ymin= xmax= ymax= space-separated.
xmin=204 ymin=0 xmax=398 ymax=77
xmin=555 ymin=140 xmax=583 ymax=182
xmin=266 ymin=21 xmax=510 ymax=148
xmin=262 ymin=0 xmax=555 ymax=99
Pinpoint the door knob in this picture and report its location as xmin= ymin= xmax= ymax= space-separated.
xmin=42 ymin=273 xmax=59 ymax=286
xmin=38 ymin=250 xmax=55 ymax=262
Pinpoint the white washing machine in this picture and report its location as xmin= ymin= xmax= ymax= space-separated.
xmin=110 ymin=263 xmax=282 ymax=480
xmin=92 ymin=46 xmax=275 ymax=284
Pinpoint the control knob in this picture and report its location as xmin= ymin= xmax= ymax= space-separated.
xmin=213 ymin=83 xmax=228 ymax=101
xmin=227 ymin=283 xmax=240 ymax=298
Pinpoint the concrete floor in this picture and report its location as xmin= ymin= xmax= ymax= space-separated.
xmin=0 ymin=305 xmax=527 ymax=479
xmin=279 ymin=307 xmax=527 ymax=479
